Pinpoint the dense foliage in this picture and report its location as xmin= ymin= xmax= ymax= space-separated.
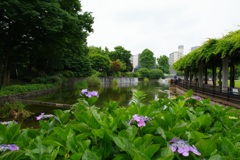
xmin=173 ymin=30 xmax=240 ymax=73
xmin=157 ymin=55 xmax=170 ymax=74
xmin=0 ymin=0 xmax=94 ymax=84
xmin=140 ymin=49 xmax=156 ymax=69
xmin=0 ymin=90 xmax=240 ymax=159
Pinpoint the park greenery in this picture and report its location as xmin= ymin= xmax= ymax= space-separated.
xmin=0 ymin=90 xmax=240 ymax=159
xmin=173 ymin=29 xmax=240 ymax=87
xmin=0 ymin=1 xmax=168 ymax=86
xmin=157 ymin=55 xmax=170 ymax=74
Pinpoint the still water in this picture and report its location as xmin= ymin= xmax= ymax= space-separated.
xmin=23 ymin=80 xmax=169 ymax=127
xmin=26 ymin=80 xmax=169 ymax=112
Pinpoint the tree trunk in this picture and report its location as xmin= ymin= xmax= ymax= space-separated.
xmin=212 ymin=66 xmax=216 ymax=86
xmin=204 ymin=67 xmax=208 ymax=85
xmin=229 ymin=62 xmax=235 ymax=88
xmin=2 ymin=54 xmax=10 ymax=84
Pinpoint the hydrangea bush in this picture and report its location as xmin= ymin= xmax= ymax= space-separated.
xmin=0 ymin=89 xmax=240 ymax=159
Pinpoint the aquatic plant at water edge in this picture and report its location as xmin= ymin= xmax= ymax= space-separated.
xmin=0 ymin=90 xmax=240 ymax=159
xmin=85 ymin=75 xmax=102 ymax=88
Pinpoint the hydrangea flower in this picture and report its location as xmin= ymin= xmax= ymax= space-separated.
xmin=36 ymin=113 xmax=55 ymax=120
xmin=80 ymin=89 xmax=99 ymax=98
xmin=170 ymin=137 xmax=201 ymax=157
xmin=128 ymin=114 xmax=152 ymax=127
xmin=185 ymin=96 xmax=202 ymax=101
xmin=0 ymin=144 xmax=19 ymax=152
xmin=0 ymin=121 xmax=18 ymax=125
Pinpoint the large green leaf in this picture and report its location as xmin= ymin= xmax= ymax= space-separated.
xmin=82 ymin=150 xmax=100 ymax=160
xmin=196 ymin=139 xmax=216 ymax=157
xmin=143 ymin=144 xmax=160 ymax=158
xmin=0 ymin=150 xmax=26 ymax=160
xmin=220 ymin=137 xmax=238 ymax=156
xmin=209 ymin=155 xmax=224 ymax=160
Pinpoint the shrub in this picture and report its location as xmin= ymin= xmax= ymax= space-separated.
xmin=149 ymin=69 xmax=164 ymax=79
xmin=137 ymin=68 xmax=149 ymax=78
xmin=85 ymin=75 xmax=102 ymax=88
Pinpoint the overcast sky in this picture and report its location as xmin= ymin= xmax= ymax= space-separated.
xmin=81 ymin=0 xmax=240 ymax=57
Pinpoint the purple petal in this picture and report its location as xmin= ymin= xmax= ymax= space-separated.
xmin=0 ymin=144 xmax=8 ymax=151
xmin=8 ymin=144 xmax=19 ymax=151
xmin=137 ymin=119 xmax=146 ymax=127
xmin=170 ymin=137 xmax=179 ymax=143
xmin=182 ymin=151 xmax=189 ymax=157
xmin=190 ymin=145 xmax=201 ymax=156
xmin=170 ymin=145 xmax=177 ymax=152
xmin=128 ymin=119 xmax=133 ymax=125
xmin=36 ymin=113 xmax=44 ymax=120
xmin=177 ymin=147 xmax=184 ymax=154
xmin=90 ymin=91 xmax=99 ymax=97
xmin=81 ymin=89 xmax=88 ymax=94
xmin=86 ymin=92 xmax=92 ymax=98
xmin=133 ymin=114 xmax=141 ymax=121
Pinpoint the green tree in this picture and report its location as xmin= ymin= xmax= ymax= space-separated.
xmin=137 ymin=68 xmax=149 ymax=78
xmin=0 ymin=0 xmax=93 ymax=84
xmin=139 ymin=49 xmax=155 ymax=69
xmin=149 ymin=69 xmax=164 ymax=79
xmin=157 ymin=55 xmax=170 ymax=74
xmin=109 ymin=46 xmax=132 ymax=72
xmin=90 ymin=54 xmax=111 ymax=74
xmin=88 ymin=46 xmax=110 ymax=56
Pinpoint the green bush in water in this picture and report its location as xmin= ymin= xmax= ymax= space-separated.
xmin=85 ymin=75 xmax=102 ymax=88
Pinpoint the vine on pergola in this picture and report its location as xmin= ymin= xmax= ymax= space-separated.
xmin=173 ymin=29 xmax=240 ymax=87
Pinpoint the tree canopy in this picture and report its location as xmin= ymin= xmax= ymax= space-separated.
xmin=173 ymin=29 xmax=240 ymax=72
xmin=139 ymin=49 xmax=155 ymax=69
xmin=109 ymin=46 xmax=132 ymax=72
xmin=157 ymin=55 xmax=170 ymax=74
xmin=0 ymin=0 xmax=94 ymax=84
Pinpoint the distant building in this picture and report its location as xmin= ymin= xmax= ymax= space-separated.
xmin=131 ymin=54 xmax=140 ymax=71
xmin=169 ymin=45 xmax=184 ymax=65
xmin=191 ymin=46 xmax=200 ymax=51
xmin=169 ymin=45 xmax=184 ymax=74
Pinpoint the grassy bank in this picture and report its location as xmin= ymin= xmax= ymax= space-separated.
xmin=0 ymin=83 xmax=55 ymax=96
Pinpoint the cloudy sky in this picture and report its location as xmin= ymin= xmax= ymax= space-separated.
xmin=81 ymin=0 xmax=240 ymax=57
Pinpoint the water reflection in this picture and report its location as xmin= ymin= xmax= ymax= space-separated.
xmin=26 ymin=80 xmax=169 ymax=112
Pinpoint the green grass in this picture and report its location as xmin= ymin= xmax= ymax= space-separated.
xmin=0 ymin=83 xmax=55 ymax=96
xmin=234 ymin=80 xmax=240 ymax=87
xmin=228 ymin=80 xmax=240 ymax=88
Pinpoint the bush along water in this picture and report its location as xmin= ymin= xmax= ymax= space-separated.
xmin=0 ymin=89 xmax=240 ymax=159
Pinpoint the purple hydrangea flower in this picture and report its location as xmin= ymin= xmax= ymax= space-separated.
xmin=0 ymin=144 xmax=19 ymax=152
xmin=36 ymin=113 xmax=55 ymax=120
xmin=80 ymin=89 xmax=99 ymax=98
xmin=81 ymin=89 xmax=88 ymax=95
xmin=128 ymin=114 xmax=152 ymax=127
xmin=170 ymin=138 xmax=201 ymax=157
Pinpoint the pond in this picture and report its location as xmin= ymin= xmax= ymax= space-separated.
xmin=23 ymin=80 xmax=169 ymax=128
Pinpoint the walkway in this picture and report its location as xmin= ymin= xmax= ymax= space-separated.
xmin=173 ymin=81 xmax=240 ymax=108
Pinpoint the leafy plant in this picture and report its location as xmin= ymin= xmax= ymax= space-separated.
xmin=0 ymin=90 xmax=240 ymax=159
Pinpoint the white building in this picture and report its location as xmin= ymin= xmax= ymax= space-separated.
xmin=169 ymin=45 xmax=184 ymax=74
xmin=131 ymin=54 xmax=140 ymax=71
xmin=169 ymin=45 xmax=184 ymax=66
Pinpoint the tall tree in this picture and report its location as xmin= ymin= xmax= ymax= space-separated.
xmin=157 ymin=55 xmax=170 ymax=74
xmin=0 ymin=0 xmax=93 ymax=83
xmin=139 ymin=49 xmax=155 ymax=69
xmin=90 ymin=54 xmax=111 ymax=74
xmin=109 ymin=46 xmax=132 ymax=72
